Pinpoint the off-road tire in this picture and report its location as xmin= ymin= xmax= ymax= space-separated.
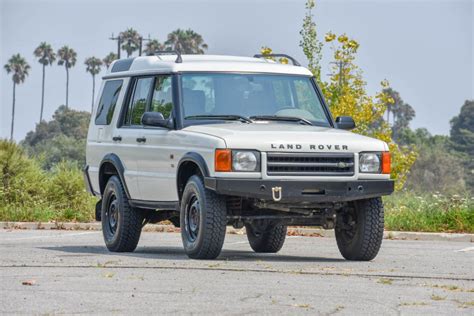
xmin=245 ymin=223 xmax=287 ymax=253
xmin=180 ymin=175 xmax=227 ymax=259
xmin=101 ymin=175 xmax=143 ymax=252
xmin=335 ymin=197 xmax=384 ymax=261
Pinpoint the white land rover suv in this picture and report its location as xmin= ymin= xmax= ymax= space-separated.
xmin=85 ymin=52 xmax=394 ymax=261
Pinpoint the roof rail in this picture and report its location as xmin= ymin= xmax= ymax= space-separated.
xmin=154 ymin=50 xmax=182 ymax=63
xmin=253 ymin=54 xmax=301 ymax=66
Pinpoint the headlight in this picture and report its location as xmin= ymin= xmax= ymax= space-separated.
xmin=232 ymin=151 xmax=259 ymax=171
xmin=359 ymin=153 xmax=381 ymax=173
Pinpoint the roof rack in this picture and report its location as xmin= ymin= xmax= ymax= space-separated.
xmin=253 ymin=54 xmax=301 ymax=66
xmin=154 ymin=50 xmax=182 ymax=63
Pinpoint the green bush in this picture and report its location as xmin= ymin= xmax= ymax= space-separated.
xmin=0 ymin=140 xmax=96 ymax=222
xmin=384 ymin=192 xmax=474 ymax=233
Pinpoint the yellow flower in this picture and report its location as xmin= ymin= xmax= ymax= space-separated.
xmin=337 ymin=34 xmax=348 ymax=43
xmin=325 ymin=32 xmax=336 ymax=42
xmin=279 ymin=57 xmax=289 ymax=64
xmin=348 ymin=40 xmax=359 ymax=50
xmin=260 ymin=46 xmax=272 ymax=56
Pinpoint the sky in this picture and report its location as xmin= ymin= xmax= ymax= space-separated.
xmin=1 ymin=0 xmax=473 ymax=140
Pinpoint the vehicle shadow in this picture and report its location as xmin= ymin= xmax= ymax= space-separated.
xmin=40 ymin=245 xmax=344 ymax=263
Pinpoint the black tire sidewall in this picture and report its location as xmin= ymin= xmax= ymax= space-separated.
xmin=101 ymin=176 xmax=124 ymax=247
xmin=180 ymin=176 xmax=204 ymax=254
xmin=101 ymin=175 xmax=142 ymax=252
xmin=335 ymin=197 xmax=384 ymax=261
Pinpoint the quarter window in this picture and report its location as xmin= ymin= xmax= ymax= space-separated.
xmin=95 ymin=80 xmax=123 ymax=125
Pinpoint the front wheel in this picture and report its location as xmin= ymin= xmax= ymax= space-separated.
xmin=180 ymin=175 xmax=227 ymax=259
xmin=335 ymin=197 xmax=384 ymax=261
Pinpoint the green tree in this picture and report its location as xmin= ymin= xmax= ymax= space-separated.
xmin=22 ymin=105 xmax=90 ymax=169
xmin=165 ymin=29 xmax=208 ymax=54
xmin=4 ymin=54 xmax=31 ymax=140
xmin=57 ymin=46 xmax=77 ymax=108
xmin=298 ymin=0 xmax=417 ymax=189
xmin=103 ymin=52 xmax=117 ymax=69
xmin=120 ymin=28 xmax=141 ymax=57
xmin=299 ymin=0 xmax=323 ymax=80
xmin=144 ymin=39 xmax=166 ymax=55
xmin=400 ymin=129 xmax=466 ymax=193
xmin=450 ymin=100 xmax=474 ymax=191
xmin=84 ymin=57 xmax=103 ymax=111
xmin=383 ymin=88 xmax=415 ymax=141
xmin=34 ymin=42 xmax=56 ymax=122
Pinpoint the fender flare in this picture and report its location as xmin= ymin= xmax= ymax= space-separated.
xmin=99 ymin=153 xmax=131 ymax=199
xmin=176 ymin=152 xmax=211 ymax=197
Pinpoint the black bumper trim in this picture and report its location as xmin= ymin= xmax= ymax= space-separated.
xmin=204 ymin=178 xmax=394 ymax=203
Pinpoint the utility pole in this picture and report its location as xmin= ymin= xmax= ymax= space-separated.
xmin=139 ymin=35 xmax=151 ymax=56
xmin=110 ymin=33 xmax=150 ymax=58
xmin=109 ymin=33 xmax=122 ymax=59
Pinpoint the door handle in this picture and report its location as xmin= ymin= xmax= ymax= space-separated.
xmin=136 ymin=137 xmax=147 ymax=143
xmin=112 ymin=136 xmax=122 ymax=142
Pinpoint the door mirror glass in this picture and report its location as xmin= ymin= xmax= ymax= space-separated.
xmin=335 ymin=116 xmax=356 ymax=130
xmin=141 ymin=112 xmax=172 ymax=129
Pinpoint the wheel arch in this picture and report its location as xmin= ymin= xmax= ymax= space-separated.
xmin=177 ymin=152 xmax=210 ymax=199
xmin=99 ymin=153 xmax=131 ymax=199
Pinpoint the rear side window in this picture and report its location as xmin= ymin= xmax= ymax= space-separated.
xmin=95 ymin=80 xmax=123 ymax=125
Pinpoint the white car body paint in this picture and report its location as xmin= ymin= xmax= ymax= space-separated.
xmin=86 ymin=55 xmax=390 ymax=203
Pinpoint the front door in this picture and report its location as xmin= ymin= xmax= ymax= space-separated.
xmin=134 ymin=75 xmax=177 ymax=202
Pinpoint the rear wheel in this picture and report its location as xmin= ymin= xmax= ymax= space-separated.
xmin=245 ymin=221 xmax=287 ymax=253
xmin=101 ymin=175 xmax=143 ymax=252
xmin=180 ymin=175 xmax=227 ymax=259
xmin=335 ymin=197 xmax=384 ymax=261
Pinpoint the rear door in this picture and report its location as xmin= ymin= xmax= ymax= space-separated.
xmin=87 ymin=79 xmax=142 ymax=197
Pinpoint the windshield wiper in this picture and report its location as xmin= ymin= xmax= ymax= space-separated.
xmin=249 ymin=115 xmax=313 ymax=126
xmin=185 ymin=115 xmax=252 ymax=124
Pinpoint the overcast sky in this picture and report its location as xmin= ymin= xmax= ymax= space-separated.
xmin=1 ymin=0 xmax=472 ymax=140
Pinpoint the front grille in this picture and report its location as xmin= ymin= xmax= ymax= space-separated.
xmin=266 ymin=152 xmax=355 ymax=176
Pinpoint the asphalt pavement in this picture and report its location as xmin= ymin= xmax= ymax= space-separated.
xmin=0 ymin=229 xmax=473 ymax=315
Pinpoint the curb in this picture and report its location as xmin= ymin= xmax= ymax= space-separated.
xmin=0 ymin=222 xmax=472 ymax=242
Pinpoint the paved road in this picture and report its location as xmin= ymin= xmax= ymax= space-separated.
xmin=0 ymin=230 xmax=473 ymax=315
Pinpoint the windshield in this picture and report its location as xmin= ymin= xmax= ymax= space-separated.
xmin=181 ymin=73 xmax=331 ymax=127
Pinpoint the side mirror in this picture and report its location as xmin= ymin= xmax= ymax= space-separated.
xmin=335 ymin=116 xmax=356 ymax=130
xmin=141 ymin=112 xmax=172 ymax=129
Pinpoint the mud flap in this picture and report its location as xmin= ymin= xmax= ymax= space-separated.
xmin=95 ymin=200 xmax=102 ymax=221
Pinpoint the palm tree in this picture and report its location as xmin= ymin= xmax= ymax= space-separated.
xmin=165 ymin=29 xmax=208 ymax=54
xmin=144 ymin=39 xmax=166 ymax=55
xmin=84 ymin=57 xmax=103 ymax=112
xmin=119 ymin=28 xmax=141 ymax=57
xmin=103 ymin=52 xmax=117 ymax=69
xmin=4 ymin=54 xmax=30 ymax=140
xmin=33 ymin=42 xmax=56 ymax=122
xmin=57 ymin=46 xmax=77 ymax=108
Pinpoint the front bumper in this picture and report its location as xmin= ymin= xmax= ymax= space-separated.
xmin=204 ymin=178 xmax=394 ymax=203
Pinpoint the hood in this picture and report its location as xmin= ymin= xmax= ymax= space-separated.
xmin=184 ymin=122 xmax=388 ymax=153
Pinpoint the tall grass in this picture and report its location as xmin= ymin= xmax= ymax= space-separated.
xmin=0 ymin=140 xmax=96 ymax=222
xmin=384 ymin=192 xmax=474 ymax=233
